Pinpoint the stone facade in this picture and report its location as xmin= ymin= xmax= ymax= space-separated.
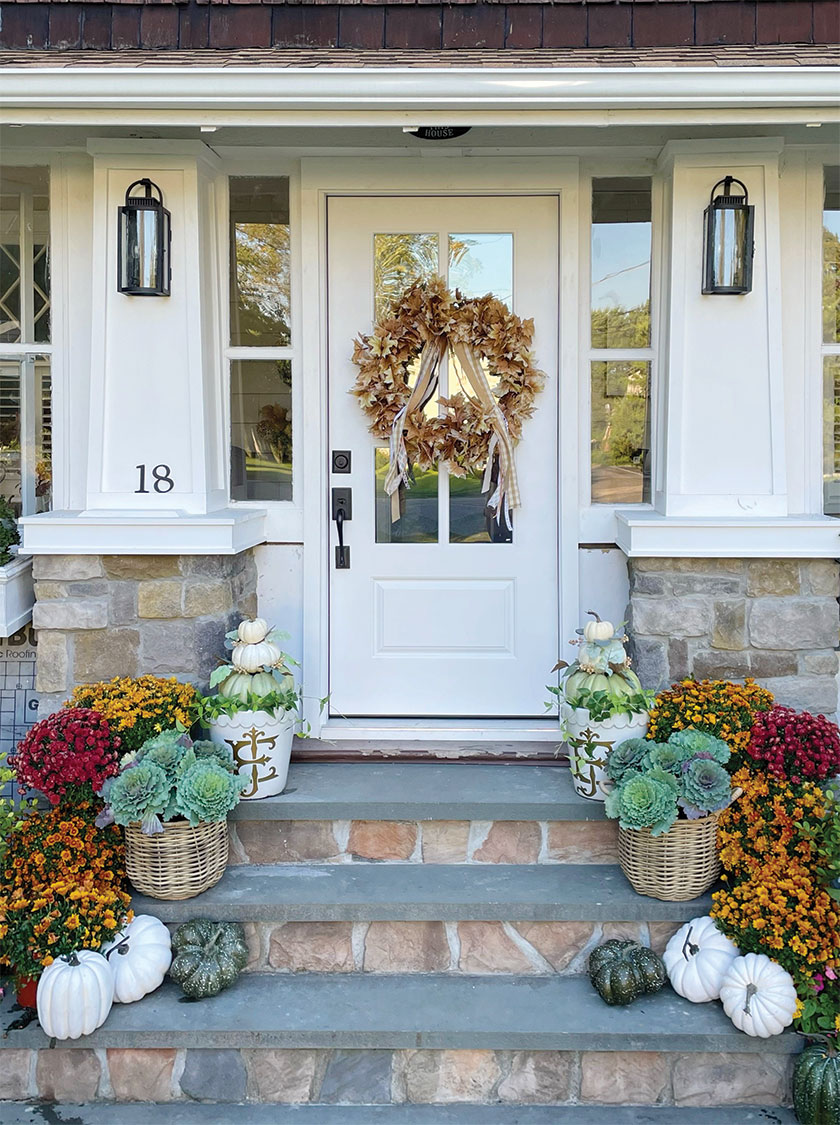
xmin=627 ymin=558 xmax=840 ymax=713
xmin=32 ymin=551 xmax=257 ymax=714
xmin=1 ymin=1047 xmax=792 ymax=1106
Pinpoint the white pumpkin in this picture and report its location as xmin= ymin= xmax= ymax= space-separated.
xmin=219 ymin=671 xmax=255 ymax=702
xmin=37 ymin=950 xmax=114 ymax=1040
xmin=719 ymin=953 xmax=797 ymax=1038
xmin=583 ymin=613 xmax=614 ymax=643
xmin=231 ymin=639 xmax=284 ymax=673
xmin=237 ymin=617 xmax=269 ymax=645
xmin=102 ymin=914 xmax=172 ymax=1004
xmin=663 ymin=916 xmax=740 ymax=1003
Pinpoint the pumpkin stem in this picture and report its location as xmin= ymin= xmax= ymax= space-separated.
xmin=64 ymin=952 xmax=80 ymax=967
xmin=681 ymin=926 xmax=699 ymax=961
xmin=586 ymin=611 xmax=602 ymax=622
xmin=105 ymin=938 xmax=130 ymax=961
xmin=743 ymin=982 xmax=758 ymax=1017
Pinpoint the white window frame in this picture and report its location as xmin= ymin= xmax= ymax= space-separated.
xmin=818 ymin=158 xmax=840 ymax=517
xmin=218 ymin=155 xmax=304 ymax=544
xmin=578 ymin=160 xmax=662 ymax=545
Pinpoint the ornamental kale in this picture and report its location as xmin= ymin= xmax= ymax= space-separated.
xmin=604 ymin=725 xmax=735 ymax=833
xmin=105 ymin=760 xmax=171 ymax=835
xmin=605 ymin=739 xmax=657 ymax=783
xmin=605 ymin=767 xmax=679 ymax=836
xmin=98 ymin=728 xmax=245 ymax=835
xmin=668 ymin=728 xmax=731 ymax=766
xmin=679 ymin=757 xmax=734 ymax=819
xmin=176 ymin=760 xmax=246 ymax=827
xmin=642 ymin=742 xmax=686 ymax=775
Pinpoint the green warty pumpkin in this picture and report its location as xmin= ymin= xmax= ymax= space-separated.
xmin=169 ymin=919 xmax=249 ymax=1000
xmin=793 ymin=1039 xmax=840 ymax=1125
xmin=588 ymin=939 xmax=667 ymax=1006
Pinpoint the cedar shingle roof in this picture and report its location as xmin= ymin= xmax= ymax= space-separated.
xmin=1 ymin=45 xmax=838 ymax=66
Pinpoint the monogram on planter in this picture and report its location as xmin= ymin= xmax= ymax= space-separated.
xmin=548 ymin=612 xmax=653 ymax=801
xmin=199 ymin=618 xmax=301 ymax=800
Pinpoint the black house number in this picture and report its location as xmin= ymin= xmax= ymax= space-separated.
xmin=135 ymin=464 xmax=175 ymax=494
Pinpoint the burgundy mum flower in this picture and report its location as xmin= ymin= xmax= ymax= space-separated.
xmin=746 ymin=705 xmax=840 ymax=782
xmin=9 ymin=707 xmax=121 ymax=803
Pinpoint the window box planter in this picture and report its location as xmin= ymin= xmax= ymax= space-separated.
xmin=0 ymin=554 xmax=34 ymax=639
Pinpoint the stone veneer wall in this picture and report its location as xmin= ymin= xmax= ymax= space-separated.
xmin=31 ymin=552 xmax=257 ymax=715
xmin=627 ymin=558 xmax=840 ymax=713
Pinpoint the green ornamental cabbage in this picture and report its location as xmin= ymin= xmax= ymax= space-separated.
xmin=107 ymin=760 xmax=171 ymax=834
xmin=604 ymin=767 xmax=679 ymax=837
xmin=606 ymin=738 xmax=663 ymax=783
xmin=668 ymin=728 xmax=731 ymax=766
xmin=642 ymin=742 xmax=686 ymax=775
xmin=192 ymin=739 xmax=236 ymax=771
xmin=679 ymin=758 xmax=732 ymax=819
xmin=175 ymin=760 xmax=246 ymax=826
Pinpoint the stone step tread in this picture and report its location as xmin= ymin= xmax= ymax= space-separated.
xmin=0 ymin=1105 xmax=799 ymax=1124
xmin=0 ymin=974 xmax=798 ymax=1054
xmin=233 ymin=762 xmax=603 ymax=823
xmin=133 ymin=863 xmax=713 ymax=923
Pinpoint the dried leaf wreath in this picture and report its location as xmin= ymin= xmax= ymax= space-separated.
xmin=351 ymin=276 xmax=545 ymax=524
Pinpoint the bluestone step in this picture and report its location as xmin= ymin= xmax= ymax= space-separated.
xmin=133 ymin=864 xmax=713 ymax=923
xmin=0 ymin=1105 xmax=799 ymax=1125
xmin=232 ymin=762 xmax=600 ymax=822
xmin=0 ymin=973 xmax=798 ymax=1054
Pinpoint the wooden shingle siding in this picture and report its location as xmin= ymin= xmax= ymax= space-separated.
xmin=0 ymin=0 xmax=837 ymax=51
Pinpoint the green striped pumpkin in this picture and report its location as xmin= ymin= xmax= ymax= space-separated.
xmin=794 ymin=1040 xmax=840 ymax=1125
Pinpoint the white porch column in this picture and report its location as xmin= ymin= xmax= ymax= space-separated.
xmin=22 ymin=140 xmax=264 ymax=554
xmin=86 ymin=140 xmax=226 ymax=515
xmin=656 ymin=139 xmax=787 ymax=519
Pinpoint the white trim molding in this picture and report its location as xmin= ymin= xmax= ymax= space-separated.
xmin=1 ymin=67 xmax=838 ymax=128
xmin=20 ymin=507 xmax=266 ymax=555
xmin=616 ymin=511 xmax=840 ymax=558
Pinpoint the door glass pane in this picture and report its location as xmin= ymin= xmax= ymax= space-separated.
xmin=230 ymin=360 xmax=292 ymax=502
xmin=823 ymin=166 xmax=840 ymax=345
xmin=374 ymin=234 xmax=438 ymax=320
xmin=375 ymin=448 xmax=438 ymax=543
xmin=591 ymin=178 xmax=651 ymax=349
xmin=35 ymin=359 xmax=51 ymax=514
xmin=448 ymin=233 xmax=513 ymax=305
xmin=229 ymin=177 xmax=291 ymax=347
xmin=591 ymin=360 xmax=651 ymax=504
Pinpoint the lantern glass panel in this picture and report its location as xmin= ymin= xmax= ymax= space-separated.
xmin=120 ymin=208 xmax=165 ymax=293
xmin=710 ymin=206 xmax=751 ymax=292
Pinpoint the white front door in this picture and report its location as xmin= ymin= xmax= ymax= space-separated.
xmin=327 ymin=196 xmax=559 ymax=718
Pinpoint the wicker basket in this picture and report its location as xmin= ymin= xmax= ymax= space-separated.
xmin=124 ymin=819 xmax=229 ymax=901
xmin=618 ymin=812 xmax=723 ymax=902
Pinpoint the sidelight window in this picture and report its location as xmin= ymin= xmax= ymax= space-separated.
xmin=822 ymin=167 xmax=840 ymax=517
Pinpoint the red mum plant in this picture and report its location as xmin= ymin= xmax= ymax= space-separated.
xmin=10 ymin=708 xmax=121 ymax=805
xmin=746 ymin=705 xmax=840 ymax=783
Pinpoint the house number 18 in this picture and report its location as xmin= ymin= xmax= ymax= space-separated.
xmin=135 ymin=464 xmax=175 ymax=494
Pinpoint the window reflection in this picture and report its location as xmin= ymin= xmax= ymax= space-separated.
xmin=0 ymin=167 xmax=50 ymax=346
xmin=823 ymin=167 xmax=840 ymax=346
xmin=448 ymin=233 xmax=513 ymax=305
xmin=375 ymin=448 xmax=438 ymax=543
xmin=591 ymin=360 xmax=651 ymax=504
xmin=230 ymin=360 xmax=292 ymax=502
xmin=591 ymin=178 xmax=651 ymax=350
xmin=374 ymin=234 xmax=438 ymax=320
xmin=229 ymin=177 xmax=291 ymax=348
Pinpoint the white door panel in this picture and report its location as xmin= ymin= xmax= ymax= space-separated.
xmin=328 ymin=196 xmax=559 ymax=718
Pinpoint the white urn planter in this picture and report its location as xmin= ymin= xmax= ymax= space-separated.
xmin=560 ymin=703 xmax=650 ymax=801
xmin=208 ymin=710 xmax=294 ymax=800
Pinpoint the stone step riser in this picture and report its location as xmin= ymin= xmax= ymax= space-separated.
xmin=3 ymin=1047 xmax=792 ymax=1109
xmin=231 ymin=819 xmax=618 ymax=866
xmin=221 ymin=919 xmax=681 ymax=976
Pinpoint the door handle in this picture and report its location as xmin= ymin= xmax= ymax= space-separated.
xmin=332 ymin=487 xmax=351 ymax=569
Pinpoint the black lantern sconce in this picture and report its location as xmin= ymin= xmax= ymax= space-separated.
xmin=117 ymin=179 xmax=171 ymax=296
xmin=702 ymin=176 xmax=755 ymax=295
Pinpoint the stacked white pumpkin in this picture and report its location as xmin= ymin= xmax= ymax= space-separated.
xmin=207 ymin=617 xmax=299 ymax=800
xmin=664 ymin=915 xmax=798 ymax=1039
xmin=37 ymin=915 xmax=171 ymax=1040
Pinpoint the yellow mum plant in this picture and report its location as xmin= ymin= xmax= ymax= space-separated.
xmin=68 ymin=676 xmax=198 ymax=754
